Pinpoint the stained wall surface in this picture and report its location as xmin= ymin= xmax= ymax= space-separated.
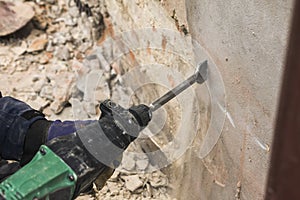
xmin=174 ymin=1 xmax=294 ymax=199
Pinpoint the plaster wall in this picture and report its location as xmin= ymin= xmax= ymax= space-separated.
xmin=174 ymin=1 xmax=294 ymax=199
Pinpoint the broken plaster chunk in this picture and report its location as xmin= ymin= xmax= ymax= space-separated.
xmin=121 ymin=152 xmax=136 ymax=171
xmin=106 ymin=182 xmax=120 ymax=196
xmin=10 ymin=41 xmax=27 ymax=56
xmin=150 ymin=171 xmax=168 ymax=188
xmin=27 ymin=36 xmax=48 ymax=53
xmin=27 ymin=96 xmax=50 ymax=110
xmin=55 ymin=46 xmax=70 ymax=61
xmin=135 ymin=154 xmax=149 ymax=171
xmin=109 ymin=171 xmax=120 ymax=182
xmin=124 ymin=175 xmax=144 ymax=192
xmin=40 ymin=85 xmax=54 ymax=101
xmin=69 ymin=98 xmax=89 ymax=119
xmin=50 ymin=100 xmax=65 ymax=114
xmin=0 ymin=1 xmax=34 ymax=36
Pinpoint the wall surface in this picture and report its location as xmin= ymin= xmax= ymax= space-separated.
xmin=175 ymin=0 xmax=294 ymax=199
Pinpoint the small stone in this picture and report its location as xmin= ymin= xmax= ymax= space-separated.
xmin=27 ymin=37 xmax=48 ymax=53
xmin=100 ymin=185 xmax=109 ymax=194
xmin=109 ymin=171 xmax=120 ymax=182
xmin=0 ymin=55 xmax=12 ymax=67
xmin=55 ymin=46 xmax=70 ymax=61
xmin=38 ymin=65 xmax=45 ymax=71
xmin=49 ymin=72 xmax=74 ymax=114
xmin=39 ymin=52 xmax=52 ymax=64
xmin=52 ymin=32 xmax=67 ymax=45
xmin=122 ymin=189 xmax=131 ymax=199
xmin=124 ymin=175 xmax=143 ymax=192
xmin=27 ymin=96 xmax=50 ymax=111
xmin=64 ymin=15 xmax=77 ymax=26
xmin=135 ymin=156 xmax=149 ymax=171
xmin=50 ymin=100 xmax=64 ymax=114
xmin=78 ymin=42 xmax=92 ymax=53
xmin=68 ymin=6 xmax=80 ymax=18
xmin=32 ymin=75 xmax=40 ymax=82
xmin=15 ymin=63 xmax=29 ymax=72
xmin=106 ymin=182 xmax=120 ymax=196
xmin=40 ymin=85 xmax=54 ymax=101
xmin=149 ymin=171 xmax=168 ymax=188
xmin=121 ymin=152 xmax=135 ymax=171
xmin=46 ymin=40 xmax=54 ymax=52
xmin=10 ymin=41 xmax=27 ymax=56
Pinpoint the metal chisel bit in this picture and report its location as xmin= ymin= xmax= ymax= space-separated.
xmin=149 ymin=60 xmax=208 ymax=112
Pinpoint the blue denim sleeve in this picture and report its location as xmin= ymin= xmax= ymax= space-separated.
xmin=47 ymin=120 xmax=97 ymax=141
xmin=0 ymin=97 xmax=45 ymax=160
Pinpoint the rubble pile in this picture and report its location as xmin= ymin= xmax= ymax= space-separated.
xmin=94 ymin=170 xmax=170 ymax=200
xmin=0 ymin=0 xmax=102 ymax=116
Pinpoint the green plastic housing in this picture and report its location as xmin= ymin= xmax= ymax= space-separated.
xmin=0 ymin=145 xmax=77 ymax=200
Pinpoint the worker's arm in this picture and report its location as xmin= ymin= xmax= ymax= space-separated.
xmin=0 ymin=95 xmax=95 ymax=165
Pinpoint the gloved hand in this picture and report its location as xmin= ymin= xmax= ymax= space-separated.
xmin=0 ymin=94 xmax=97 ymax=165
xmin=0 ymin=95 xmax=46 ymax=161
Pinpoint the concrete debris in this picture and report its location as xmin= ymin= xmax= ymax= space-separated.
xmin=106 ymin=181 xmax=120 ymax=196
xmin=124 ymin=175 xmax=144 ymax=192
xmin=32 ymin=75 xmax=48 ymax=93
xmin=27 ymin=96 xmax=50 ymax=111
xmin=27 ymin=36 xmax=48 ymax=53
xmin=0 ymin=1 xmax=35 ymax=36
xmin=39 ymin=53 xmax=52 ymax=64
xmin=40 ymin=85 xmax=54 ymax=101
xmin=55 ymin=46 xmax=70 ymax=61
xmin=136 ymin=159 xmax=149 ymax=171
xmin=149 ymin=171 xmax=169 ymax=188
xmin=10 ymin=41 xmax=27 ymax=56
xmin=109 ymin=171 xmax=120 ymax=182
xmin=121 ymin=153 xmax=136 ymax=171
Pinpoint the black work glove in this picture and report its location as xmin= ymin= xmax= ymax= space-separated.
xmin=0 ymin=95 xmax=46 ymax=161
